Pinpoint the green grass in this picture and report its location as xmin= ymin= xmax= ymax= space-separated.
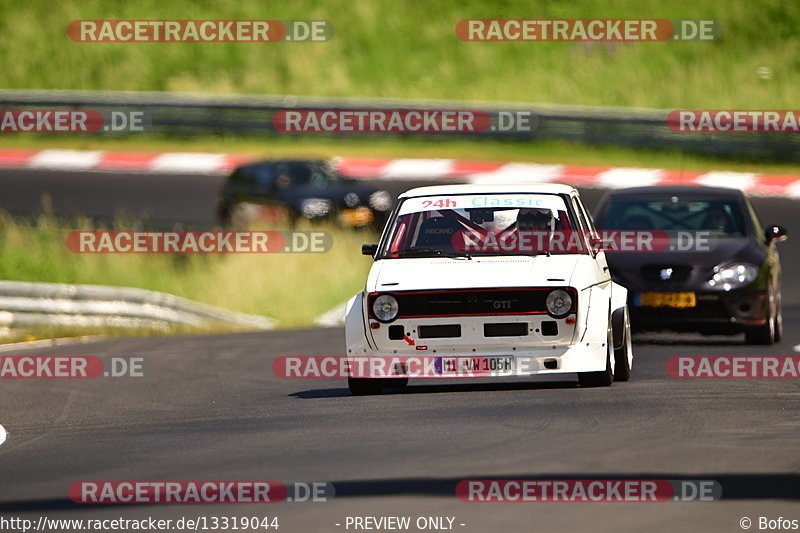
xmin=1 ymin=0 xmax=798 ymax=108
xmin=0 ymin=213 xmax=376 ymax=330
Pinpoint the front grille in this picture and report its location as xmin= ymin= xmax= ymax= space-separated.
xmin=641 ymin=265 xmax=693 ymax=283
xmin=369 ymin=288 xmax=576 ymax=319
xmin=418 ymin=325 xmax=461 ymax=338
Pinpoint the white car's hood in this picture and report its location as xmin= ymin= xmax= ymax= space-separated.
xmin=366 ymin=256 xmax=582 ymax=292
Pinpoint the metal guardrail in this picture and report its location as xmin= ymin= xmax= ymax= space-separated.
xmin=0 ymin=280 xmax=276 ymax=332
xmin=1 ymin=89 xmax=798 ymax=161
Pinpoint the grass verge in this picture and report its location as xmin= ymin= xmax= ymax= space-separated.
xmin=0 ymin=213 xmax=377 ymax=333
xmin=1 ymin=0 xmax=798 ymax=109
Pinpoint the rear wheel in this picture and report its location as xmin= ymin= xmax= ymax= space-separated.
xmin=613 ymin=308 xmax=632 ymax=382
xmin=348 ymin=377 xmax=384 ymax=396
xmin=578 ymin=320 xmax=615 ymax=388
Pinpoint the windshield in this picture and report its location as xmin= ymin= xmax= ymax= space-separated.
xmin=378 ymin=193 xmax=588 ymax=258
xmin=596 ymin=196 xmax=747 ymax=237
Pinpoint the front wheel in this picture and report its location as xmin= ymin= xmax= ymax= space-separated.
xmin=578 ymin=321 xmax=614 ymax=388
xmin=613 ymin=308 xmax=632 ymax=382
xmin=744 ymin=288 xmax=778 ymax=345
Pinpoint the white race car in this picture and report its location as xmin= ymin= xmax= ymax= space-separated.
xmin=345 ymin=184 xmax=632 ymax=395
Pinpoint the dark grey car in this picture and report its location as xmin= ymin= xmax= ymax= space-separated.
xmin=593 ymin=185 xmax=787 ymax=344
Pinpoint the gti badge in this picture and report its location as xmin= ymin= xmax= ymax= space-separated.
xmin=659 ymin=267 xmax=673 ymax=280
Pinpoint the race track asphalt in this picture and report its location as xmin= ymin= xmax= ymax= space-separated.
xmin=0 ymin=167 xmax=798 ymax=532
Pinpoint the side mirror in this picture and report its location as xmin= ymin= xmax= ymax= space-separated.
xmin=588 ymin=234 xmax=605 ymax=252
xmin=362 ymin=243 xmax=379 ymax=256
xmin=764 ymin=225 xmax=788 ymax=244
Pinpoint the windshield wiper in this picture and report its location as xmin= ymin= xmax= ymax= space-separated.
xmin=391 ymin=247 xmax=472 ymax=260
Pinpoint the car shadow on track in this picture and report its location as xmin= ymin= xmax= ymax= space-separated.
xmin=289 ymin=379 xmax=580 ymax=399
xmin=632 ymin=332 xmax=746 ymax=346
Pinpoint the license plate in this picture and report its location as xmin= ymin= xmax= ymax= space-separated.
xmin=636 ymin=291 xmax=696 ymax=308
xmin=339 ymin=207 xmax=374 ymax=227
xmin=435 ymin=356 xmax=514 ymax=376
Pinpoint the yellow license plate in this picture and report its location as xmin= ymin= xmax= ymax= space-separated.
xmin=638 ymin=292 xmax=696 ymax=308
xmin=339 ymin=207 xmax=374 ymax=227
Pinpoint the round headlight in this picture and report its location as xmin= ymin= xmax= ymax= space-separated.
xmin=372 ymin=294 xmax=399 ymax=322
xmin=369 ymin=190 xmax=392 ymax=212
xmin=707 ymin=263 xmax=758 ymax=290
xmin=546 ymin=289 xmax=573 ymax=317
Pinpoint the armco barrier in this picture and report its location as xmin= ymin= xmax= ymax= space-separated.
xmin=0 ymin=280 xmax=276 ymax=332
xmin=1 ymin=89 xmax=799 ymax=160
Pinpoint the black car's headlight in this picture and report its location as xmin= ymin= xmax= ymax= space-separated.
xmin=368 ymin=190 xmax=392 ymax=212
xmin=372 ymin=294 xmax=399 ymax=322
xmin=301 ymin=198 xmax=332 ymax=218
xmin=707 ymin=263 xmax=758 ymax=290
xmin=545 ymin=289 xmax=573 ymax=318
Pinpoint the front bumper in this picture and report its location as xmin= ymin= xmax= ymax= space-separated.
xmin=345 ymin=342 xmax=609 ymax=378
xmin=629 ymin=288 xmax=769 ymax=333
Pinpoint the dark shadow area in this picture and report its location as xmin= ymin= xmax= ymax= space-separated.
xmin=2 ymin=473 xmax=798 ymax=512
xmin=632 ymin=333 xmax=746 ymax=346
xmin=290 ymin=379 xmax=580 ymax=399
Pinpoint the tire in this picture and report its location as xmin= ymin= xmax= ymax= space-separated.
xmin=348 ymin=377 xmax=384 ymax=396
xmin=774 ymin=292 xmax=783 ymax=343
xmin=578 ymin=319 xmax=615 ymax=388
xmin=217 ymin=203 xmax=233 ymax=227
xmin=383 ymin=377 xmax=409 ymax=390
xmin=613 ymin=308 xmax=632 ymax=382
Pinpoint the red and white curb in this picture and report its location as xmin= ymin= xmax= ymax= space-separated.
xmin=1 ymin=149 xmax=799 ymax=197
xmin=334 ymin=157 xmax=800 ymax=198
xmin=0 ymin=149 xmax=249 ymax=174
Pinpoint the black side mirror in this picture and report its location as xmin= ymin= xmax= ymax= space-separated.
xmin=362 ymin=244 xmax=379 ymax=256
xmin=765 ymin=225 xmax=788 ymax=244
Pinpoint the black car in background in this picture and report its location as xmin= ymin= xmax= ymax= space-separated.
xmin=217 ymin=159 xmax=393 ymax=228
xmin=593 ymin=185 xmax=787 ymax=344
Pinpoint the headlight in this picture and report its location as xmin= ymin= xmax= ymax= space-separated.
xmin=301 ymin=198 xmax=332 ymax=218
xmin=372 ymin=294 xmax=399 ymax=322
xmin=707 ymin=263 xmax=758 ymax=290
xmin=344 ymin=192 xmax=361 ymax=208
xmin=369 ymin=190 xmax=392 ymax=212
xmin=546 ymin=289 xmax=573 ymax=317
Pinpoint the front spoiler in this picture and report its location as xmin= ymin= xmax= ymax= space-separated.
xmin=344 ymin=342 xmax=608 ymax=378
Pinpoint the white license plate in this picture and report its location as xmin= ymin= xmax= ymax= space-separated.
xmin=435 ymin=356 xmax=514 ymax=376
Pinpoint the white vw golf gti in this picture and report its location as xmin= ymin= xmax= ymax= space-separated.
xmin=345 ymin=184 xmax=632 ymax=395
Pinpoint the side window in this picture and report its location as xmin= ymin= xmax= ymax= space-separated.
xmin=575 ymin=196 xmax=599 ymax=236
xmin=570 ymin=195 xmax=594 ymax=253
xmin=288 ymin=163 xmax=312 ymax=185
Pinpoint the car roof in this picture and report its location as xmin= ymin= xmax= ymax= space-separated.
xmin=603 ymin=185 xmax=746 ymax=198
xmin=241 ymin=159 xmax=326 ymax=167
xmin=399 ymin=183 xmax=577 ymax=199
